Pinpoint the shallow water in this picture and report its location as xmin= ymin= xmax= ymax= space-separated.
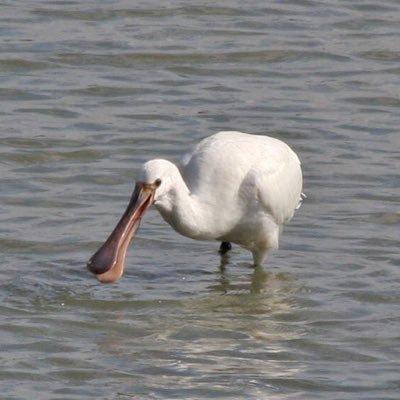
xmin=1 ymin=1 xmax=399 ymax=399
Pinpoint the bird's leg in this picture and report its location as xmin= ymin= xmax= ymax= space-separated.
xmin=218 ymin=241 xmax=232 ymax=255
xmin=252 ymin=248 xmax=268 ymax=266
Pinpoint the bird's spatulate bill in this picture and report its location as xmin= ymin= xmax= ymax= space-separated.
xmin=86 ymin=183 xmax=156 ymax=283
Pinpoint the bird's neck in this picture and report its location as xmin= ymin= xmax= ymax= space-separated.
xmin=154 ymin=173 xmax=210 ymax=240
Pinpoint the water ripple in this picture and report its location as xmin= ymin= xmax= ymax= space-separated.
xmin=1 ymin=1 xmax=400 ymax=399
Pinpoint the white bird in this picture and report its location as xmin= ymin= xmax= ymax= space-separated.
xmin=87 ymin=131 xmax=304 ymax=283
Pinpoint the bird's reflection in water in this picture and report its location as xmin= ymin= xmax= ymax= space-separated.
xmin=94 ymin=256 xmax=304 ymax=392
xmin=209 ymin=255 xmax=296 ymax=297
xmin=181 ymin=257 xmax=303 ymax=349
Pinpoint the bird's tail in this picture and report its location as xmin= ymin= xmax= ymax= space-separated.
xmin=295 ymin=192 xmax=307 ymax=210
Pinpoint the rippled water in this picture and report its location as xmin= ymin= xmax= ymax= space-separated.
xmin=1 ymin=1 xmax=399 ymax=399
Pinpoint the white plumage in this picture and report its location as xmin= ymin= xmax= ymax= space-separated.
xmin=87 ymin=131 xmax=304 ymax=282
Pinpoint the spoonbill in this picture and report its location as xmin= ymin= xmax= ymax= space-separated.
xmin=87 ymin=131 xmax=304 ymax=283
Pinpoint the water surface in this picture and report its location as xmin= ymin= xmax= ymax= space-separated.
xmin=1 ymin=1 xmax=399 ymax=399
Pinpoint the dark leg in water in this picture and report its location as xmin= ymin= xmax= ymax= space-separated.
xmin=219 ymin=241 xmax=232 ymax=255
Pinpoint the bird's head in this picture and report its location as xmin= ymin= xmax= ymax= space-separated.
xmin=86 ymin=159 xmax=175 ymax=283
xmin=138 ymin=159 xmax=178 ymax=205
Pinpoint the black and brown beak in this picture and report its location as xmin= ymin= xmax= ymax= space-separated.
xmin=87 ymin=181 xmax=159 ymax=283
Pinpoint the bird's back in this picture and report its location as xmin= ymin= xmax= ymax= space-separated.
xmin=181 ymin=131 xmax=302 ymax=226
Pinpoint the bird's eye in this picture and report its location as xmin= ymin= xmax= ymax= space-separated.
xmin=154 ymin=178 xmax=162 ymax=187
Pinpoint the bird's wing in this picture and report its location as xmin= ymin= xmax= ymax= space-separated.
xmin=180 ymin=132 xmax=303 ymax=224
